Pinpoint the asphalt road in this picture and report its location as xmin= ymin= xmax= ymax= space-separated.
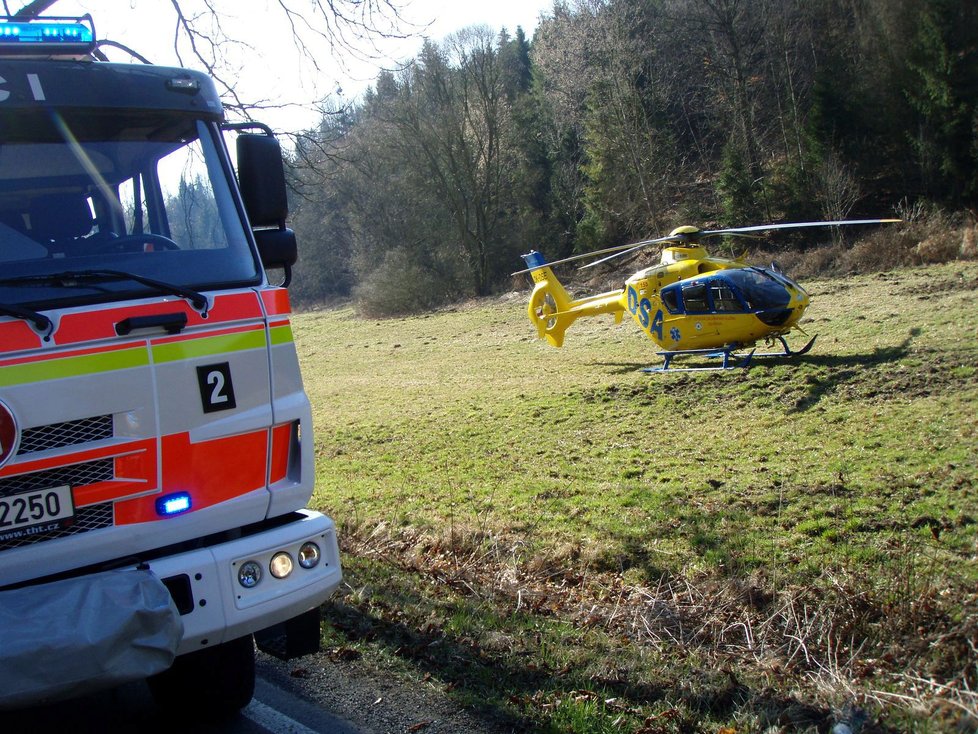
xmin=0 ymin=664 xmax=363 ymax=734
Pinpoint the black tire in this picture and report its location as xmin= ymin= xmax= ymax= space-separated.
xmin=148 ymin=634 xmax=255 ymax=719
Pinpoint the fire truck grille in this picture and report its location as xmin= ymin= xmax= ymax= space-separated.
xmin=0 ymin=502 xmax=114 ymax=553
xmin=0 ymin=459 xmax=114 ymax=499
xmin=17 ymin=415 xmax=114 ymax=455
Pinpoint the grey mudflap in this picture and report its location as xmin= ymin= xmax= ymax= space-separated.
xmin=0 ymin=567 xmax=183 ymax=709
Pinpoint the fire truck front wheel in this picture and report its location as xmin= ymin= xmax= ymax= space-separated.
xmin=147 ymin=634 xmax=256 ymax=718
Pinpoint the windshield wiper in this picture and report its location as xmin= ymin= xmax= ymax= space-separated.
xmin=0 ymin=270 xmax=208 ymax=315
xmin=0 ymin=303 xmax=53 ymax=340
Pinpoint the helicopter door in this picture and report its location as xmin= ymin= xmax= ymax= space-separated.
xmin=709 ymin=283 xmax=746 ymax=313
xmin=666 ymin=279 xmax=748 ymax=315
xmin=661 ymin=284 xmax=681 ymax=314
xmin=680 ymin=282 xmax=709 ymax=313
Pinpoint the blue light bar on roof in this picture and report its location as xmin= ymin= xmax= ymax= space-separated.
xmin=0 ymin=15 xmax=96 ymax=54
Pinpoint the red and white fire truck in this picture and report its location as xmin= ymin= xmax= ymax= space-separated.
xmin=0 ymin=14 xmax=341 ymax=713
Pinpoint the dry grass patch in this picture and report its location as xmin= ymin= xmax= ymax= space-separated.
xmin=331 ymin=520 xmax=977 ymax=730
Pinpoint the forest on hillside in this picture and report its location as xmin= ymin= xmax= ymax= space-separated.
xmin=283 ymin=0 xmax=978 ymax=314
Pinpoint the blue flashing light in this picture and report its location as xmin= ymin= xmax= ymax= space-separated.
xmin=156 ymin=492 xmax=192 ymax=517
xmin=0 ymin=16 xmax=96 ymax=53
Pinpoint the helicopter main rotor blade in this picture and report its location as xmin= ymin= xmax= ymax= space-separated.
xmin=698 ymin=218 xmax=901 ymax=237
xmin=576 ymin=228 xmax=771 ymax=270
xmin=515 ymin=218 xmax=901 ymax=275
xmin=577 ymin=219 xmax=901 ymax=269
xmin=578 ymin=241 xmax=656 ymax=269
xmin=577 ymin=231 xmax=719 ymax=270
xmin=511 ymin=236 xmax=671 ymax=276
xmin=578 ymin=232 xmax=716 ymax=270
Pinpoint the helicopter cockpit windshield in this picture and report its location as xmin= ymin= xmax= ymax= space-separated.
xmin=662 ymin=267 xmax=793 ymax=315
xmin=0 ymin=110 xmax=260 ymax=311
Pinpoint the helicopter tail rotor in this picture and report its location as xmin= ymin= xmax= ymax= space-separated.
xmin=521 ymin=251 xmax=626 ymax=348
xmin=523 ymin=252 xmax=575 ymax=347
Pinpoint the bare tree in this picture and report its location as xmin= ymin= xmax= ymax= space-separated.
xmin=10 ymin=0 xmax=414 ymax=118
xmin=678 ymin=0 xmax=773 ymax=219
xmin=377 ymin=28 xmax=514 ymax=295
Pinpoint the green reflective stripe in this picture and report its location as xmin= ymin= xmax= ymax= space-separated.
xmin=269 ymin=323 xmax=294 ymax=346
xmin=0 ymin=327 xmax=271 ymax=386
xmin=152 ymin=329 xmax=266 ymax=363
xmin=0 ymin=347 xmax=148 ymax=387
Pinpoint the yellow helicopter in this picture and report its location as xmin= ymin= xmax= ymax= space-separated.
xmin=515 ymin=220 xmax=899 ymax=371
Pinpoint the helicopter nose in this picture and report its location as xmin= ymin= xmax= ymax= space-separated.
xmin=757 ymin=307 xmax=794 ymax=327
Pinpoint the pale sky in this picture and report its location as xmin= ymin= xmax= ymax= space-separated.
xmin=46 ymin=0 xmax=555 ymax=132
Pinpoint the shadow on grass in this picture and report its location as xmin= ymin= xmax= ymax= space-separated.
xmin=320 ymin=556 xmax=907 ymax=733
xmin=595 ymin=338 xmax=914 ymax=378
xmin=776 ymin=340 xmax=914 ymax=413
xmin=599 ymin=515 xmax=763 ymax=587
xmin=589 ymin=332 xmax=957 ymax=414
xmin=319 ymin=587 xmax=669 ymax=733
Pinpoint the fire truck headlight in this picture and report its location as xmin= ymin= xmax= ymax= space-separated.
xmin=237 ymin=560 xmax=262 ymax=588
xmin=298 ymin=542 xmax=321 ymax=569
xmin=269 ymin=552 xmax=294 ymax=579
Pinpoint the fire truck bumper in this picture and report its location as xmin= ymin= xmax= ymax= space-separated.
xmin=0 ymin=567 xmax=182 ymax=709
xmin=0 ymin=509 xmax=341 ymax=709
xmin=147 ymin=508 xmax=342 ymax=656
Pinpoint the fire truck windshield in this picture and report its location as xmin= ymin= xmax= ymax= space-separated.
xmin=0 ymin=112 xmax=261 ymax=309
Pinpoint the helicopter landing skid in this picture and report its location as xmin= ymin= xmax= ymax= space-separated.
xmin=751 ymin=334 xmax=818 ymax=359
xmin=643 ymin=335 xmax=816 ymax=373
xmin=642 ymin=347 xmax=756 ymax=373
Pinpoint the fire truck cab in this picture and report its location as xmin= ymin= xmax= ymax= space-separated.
xmin=0 ymin=15 xmax=341 ymax=713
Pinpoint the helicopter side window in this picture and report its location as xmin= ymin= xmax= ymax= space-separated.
xmin=682 ymin=283 xmax=709 ymax=313
xmin=661 ymin=286 xmax=681 ymax=314
xmin=710 ymin=284 xmax=744 ymax=312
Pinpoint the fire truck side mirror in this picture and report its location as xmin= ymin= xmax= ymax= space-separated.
xmin=235 ymin=131 xmax=297 ymax=285
xmin=236 ymin=132 xmax=289 ymax=229
xmin=254 ymin=227 xmax=298 ymax=286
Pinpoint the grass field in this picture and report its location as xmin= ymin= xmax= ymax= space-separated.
xmin=297 ymin=261 xmax=978 ymax=732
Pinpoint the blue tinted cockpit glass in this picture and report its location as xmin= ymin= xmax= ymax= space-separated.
xmin=722 ymin=268 xmax=791 ymax=311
